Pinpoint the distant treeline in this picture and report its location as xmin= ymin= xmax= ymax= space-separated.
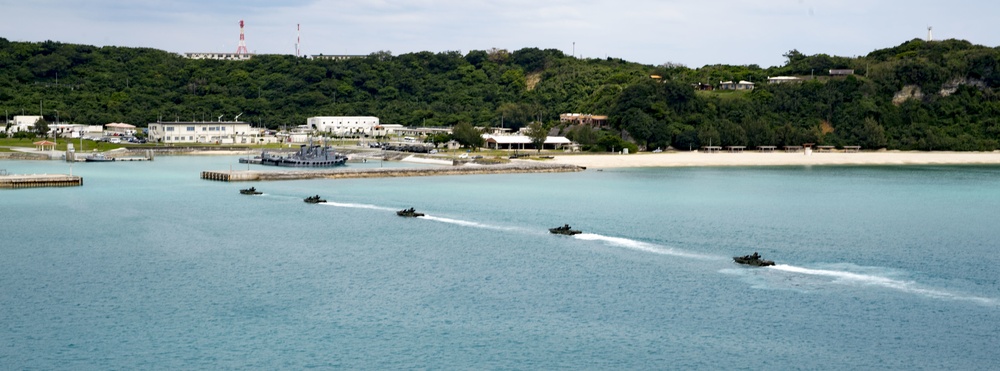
xmin=1 ymin=37 xmax=999 ymax=150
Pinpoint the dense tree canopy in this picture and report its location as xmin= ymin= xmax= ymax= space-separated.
xmin=2 ymin=37 xmax=1000 ymax=150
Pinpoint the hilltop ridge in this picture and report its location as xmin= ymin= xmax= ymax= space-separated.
xmin=1 ymin=37 xmax=999 ymax=150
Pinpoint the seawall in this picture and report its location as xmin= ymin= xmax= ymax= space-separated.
xmin=201 ymin=163 xmax=584 ymax=182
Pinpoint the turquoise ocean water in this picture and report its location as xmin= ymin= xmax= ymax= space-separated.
xmin=2 ymin=156 xmax=999 ymax=369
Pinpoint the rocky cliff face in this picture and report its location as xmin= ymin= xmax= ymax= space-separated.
xmin=892 ymin=85 xmax=924 ymax=105
xmin=939 ymin=77 xmax=987 ymax=97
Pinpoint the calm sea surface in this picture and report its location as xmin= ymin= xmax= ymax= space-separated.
xmin=2 ymin=156 xmax=999 ymax=369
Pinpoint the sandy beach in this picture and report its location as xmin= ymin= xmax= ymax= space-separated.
xmin=545 ymin=150 xmax=1000 ymax=169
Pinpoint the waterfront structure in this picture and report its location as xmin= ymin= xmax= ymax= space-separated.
xmin=307 ymin=116 xmax=380 ymax=136
xmin=393 ymin=127 xmax=451 ymax=138
xmin=482 ymin=134 xmax=575 ymax=151
xmin=105 ymin=123 xmax=136 ymax=136
xmin=147 ymin=121 xmax=253 ymax=144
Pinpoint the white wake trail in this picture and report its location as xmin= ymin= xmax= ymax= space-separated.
xmin=420 ymin=215 xmax=524 ymax=232
xmin=322 ymin=201 xmax=396 ymax=211
xmin=573 ymin=233 xmax=717 ymax=260
xmin=769 ymin=264 xmax=997 ymax=306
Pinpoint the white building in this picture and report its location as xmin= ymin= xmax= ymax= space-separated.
xmin=767 ymin=76 xmax=802 ymax=84
xmin=104 ymin=123 xmax=137 ymax=136
xmin=147 ymin=121 xmax=253 ymax=144
xmin=482 ymin=134 xmax=576 ymax=151
xmin=307 ymin=116 xmax=380 ymax=136
xmin=183 ymin=52 xmax=254 ymax=61
xmin=7 ymin=115 xmax=43 ymax=133
xmin=719 ymin=80 xmax=755 ymax=90
xmin=310 ymin=54 xmax=366 ymax=61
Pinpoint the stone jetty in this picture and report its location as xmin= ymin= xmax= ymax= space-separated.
xmin=0 ymin=173 xmax=83 ymax=188
xmin=201 ymin=162 xmax=584 ymax=182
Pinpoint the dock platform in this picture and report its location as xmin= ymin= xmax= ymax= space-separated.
xmin=0 ymin=174 xmax=83 ymax=189
xmin=201 ymin=163 xmax=584 ymax=182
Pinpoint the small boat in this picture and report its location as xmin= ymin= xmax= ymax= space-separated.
xmin=549 ymin=224 xmax=582 ymax=235
xmin=396 ymin=208 xmax=425 ymax=217
xmin=733 ymin=252 xmax=775 ymax=267
xmin=239 ymin=187 xmax=262 ymax=195
xmin=84 ymin=153 xmax=115 ymax=162
xmin=304 ymin=195 xmax=326 ymax=203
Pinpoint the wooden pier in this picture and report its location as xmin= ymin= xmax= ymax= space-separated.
xmin=201 ymin=163 xmax=585 ymax=182
xmin=0 ymin=174 xmax=83 ymax=189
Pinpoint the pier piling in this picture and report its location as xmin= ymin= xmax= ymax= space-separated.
xmin=0 ymin=174 xmax=83 ymax=189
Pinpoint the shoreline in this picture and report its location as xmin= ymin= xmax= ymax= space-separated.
xmin=544 ymin=150 xmax=1000 ymax=169
xmin=7 ymin=147 xmax=1000 ymax=169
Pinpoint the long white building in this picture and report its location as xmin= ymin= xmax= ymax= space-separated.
xmin=147 ymin=121 xmax=253 ymax=144
xmin=307 ymin=116 xmax=380 ymax=135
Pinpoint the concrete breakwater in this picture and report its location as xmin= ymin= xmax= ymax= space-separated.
xmin=0 ymin=174 xmax=83 ymax=189
xmin=0 ymin=152 xmax=51 ymax=160
xmin=201 ymin=163 xmax=585 ymax=182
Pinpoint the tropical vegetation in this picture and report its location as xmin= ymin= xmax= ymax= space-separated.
xmin=2 ymin=37 xmax=999 ymax=151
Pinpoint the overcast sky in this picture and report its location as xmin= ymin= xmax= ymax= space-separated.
xmin=2 ymin=0 xmax=997 ymax=68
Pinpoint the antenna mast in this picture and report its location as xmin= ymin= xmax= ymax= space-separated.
xmin=296 ymin=24 xmax=301 ymax=57
xmin=236 ymin=20 xmax=249 ymax=55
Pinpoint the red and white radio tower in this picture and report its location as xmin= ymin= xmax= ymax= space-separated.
xmin=236 ymin=19 xmax=249 ymax=55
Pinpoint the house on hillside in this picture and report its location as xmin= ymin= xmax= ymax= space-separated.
xmin=183 ymin=52 xmax=254 ymax=61
xmin=560 ymin=113 xmax=608 ymax=128
xmin=721 ymin=81 xmax=755 ymax=90
xmin=692 ymin=82 xmax=714 ymax=90
xmin=767 ymin=76 xmax=802 ymax=84
xmin=830 ymin=69 xmax=855 ymax=76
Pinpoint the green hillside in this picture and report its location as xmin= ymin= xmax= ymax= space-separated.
xmin=2 ymin=37 xmax=999 ymax=151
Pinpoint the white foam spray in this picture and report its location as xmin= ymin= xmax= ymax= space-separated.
xmin=322 ymin=201 xmax=396 ymax=211
xmin=769 ymin=264 xmax=997 ymax=306
xmin=573 ymin=233 xmax=717 ymax=260
xmin=420 ymin=215 xmax=525 ymax=232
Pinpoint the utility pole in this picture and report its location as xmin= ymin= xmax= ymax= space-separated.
xmin=53 ymin=109 xmax=59 ymax=146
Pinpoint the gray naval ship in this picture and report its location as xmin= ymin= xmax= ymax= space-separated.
xmin=241 ymin=139 xmax=347 ymax=167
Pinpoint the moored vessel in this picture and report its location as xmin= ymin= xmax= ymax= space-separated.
xmin=84 ymin=153 xmax=116 ymax=162
xmin=242 ymin=139 xmax=347 ymax=167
